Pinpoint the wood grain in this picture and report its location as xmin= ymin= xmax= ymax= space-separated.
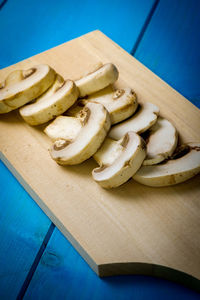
xmin=0 ymin=31 xmax=200 ymax=287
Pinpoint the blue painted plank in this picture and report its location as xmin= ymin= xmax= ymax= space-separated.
xmin=24 ymin=229 xmax=200 ymax=300
xmin=0 ymin=161 xmax=52 ymax=299
xmin=0 ymin=0 xmax=155 ymax=68
xmin=0 ymin=0 xmax=7 ymax=10
xmin=134 ymin=0 xmax=200 ymax=108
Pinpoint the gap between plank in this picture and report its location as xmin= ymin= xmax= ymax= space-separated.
xmin=16 ymin=223 xmax=55 ymax=300
xmin=0 ymin=0 xmax=8 ymax=10
xmin=131 ymin=0 xmax=159 ymax=56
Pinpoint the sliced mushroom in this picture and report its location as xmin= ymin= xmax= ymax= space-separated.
xmin=109 ymin=102 xmax=159 ymax=140
xmin=67 ymin=85 xmax=138 ymax=125
xmin=0 ymin=70 xmax=24 ymax=113
xmin=50 ymin=102 xmax=111 ymax=165
xmin=44 ymin=115 xmax=82 ymax=141
xmin=0 ymin=64 xmax=56 ymax=113
xmin=92 ymin=132 xmax=146 ymax=188
xmin=133 ymin=143 xmax=200 ymax=187
xmin=75 ymin=63 xmax=119 ymax=97
xmin=19 ymin=75 xmax=79 ymax=125
xmin=143 ymin=117 xmax=178 ymax=165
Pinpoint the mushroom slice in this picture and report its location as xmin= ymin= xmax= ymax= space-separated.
xmin=67 ymin=86 xmax=138 ymax=125
xmin=0 ymin=64 xmax=56 ymax=113
xmin=143 ymin=117 xmax=178 ymax=165
xmin=19 ymin=75 xmax=79 ymax=125
xmin=50 ymin=102 xmax=111 ymax=165
xmin=0 ymin=70 xmax=24 ymax=113
xmin=109 ymin=102 xmax=159 ymax=140
xmin=92 ymin=132 xmax=146 ymax=188
xmin=133 ymin=143 xmax=200 ymax=187
xmin=75 ymin=63 xmax=119 ymax=97
xmin=44 ymin=115 xmax=82 ymax=141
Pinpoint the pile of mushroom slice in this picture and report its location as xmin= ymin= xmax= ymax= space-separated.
xmin=0 ymin=64 xmax=79 ymax=125
xmin=1 ymin=62 xmax=200 ymax=188
xmin=43 ymin=63 xmax=141 ymax=167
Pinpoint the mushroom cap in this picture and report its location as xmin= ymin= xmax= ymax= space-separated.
xmin=92 ymin=132 xmax=146 ymax=188
xmin=143 ymin=117 xmax=178 ymax=165
xmin=109 ymin=102 xmax=159 ymax=140
xmin=0 ymin=64 xmax=56 ymax=113
xmin=133 ymin=143 xmax=200 ymax=187
xmin=50 ymin=102 xmax=111 ymax=165
xmin=19 ymin=75 xmax=79 ymax=125
xmin=75 ymin=63 xmax=119 ymax=97
xmin=44 ymin=116 xmax=82 ymax=141
xmin=67 ymin=85 xmax=138 ymax=125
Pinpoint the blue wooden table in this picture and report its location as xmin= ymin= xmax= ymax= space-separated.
xmin=0 ymin=0 xmax=200 ymax=299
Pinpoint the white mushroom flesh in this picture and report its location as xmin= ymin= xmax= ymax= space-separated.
xmin=109 ymin=102 xmax=159 ymax=140
xmin=19 ymin=76 xmax=79 ymax=125
xmin=75 ymin=63 xmax=119 ymax=97
xmin=133 ymin=143 xmax=200 ymax=187
xmin=44 ymin=116 xmax=82 ymax=141
xmin=143 ymin=117 xmax=178 ymax=165
xmin=67 ymin=85 xmax=137 ymax=125
xmin=0 ymin=64 xmax=56 ymax=112
xmin=92 ymin=132 xmax=146 ymax=188
xmin=0 ymin=70 xmax=25 ymax=113
xmin=93 ymin=138 xmax=124 ymax=166
xmin=50 ymin=102 xmax=111 ymax=165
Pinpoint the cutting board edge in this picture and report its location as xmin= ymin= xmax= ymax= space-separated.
xmin=0 ymin=30 xmax=100 ymax=73
xmin=98 ymin=262 xmax=200 ymax=291
xmin=82 ymin=31 xmax=200 ymax=118
xmin=0 ymin=151 xmax=99 ymax=273
xmin=1 ymin=151 xmax=200 ymax=292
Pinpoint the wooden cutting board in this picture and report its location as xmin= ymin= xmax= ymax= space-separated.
xmin=0 ymin=31 xmax=200 ymax=289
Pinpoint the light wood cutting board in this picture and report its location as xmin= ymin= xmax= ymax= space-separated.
xmin=0 ymin=31 xmax=200 ymax=289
